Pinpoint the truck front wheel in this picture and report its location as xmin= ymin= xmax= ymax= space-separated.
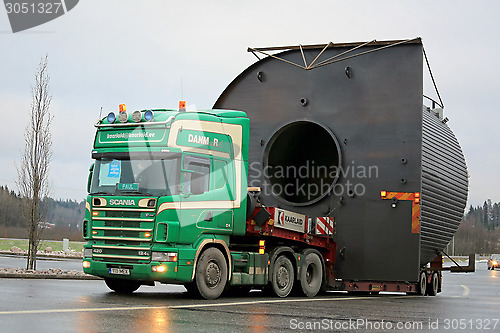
xmin=195 ymin=247 xmax=228 ymax=300
xmin=104 ymin=278 xmax=141 ymax=294
xmin=299 ymin=252 xmax=323 ymax=297
xmin=271 ymin=255 xmax=295 ymax=297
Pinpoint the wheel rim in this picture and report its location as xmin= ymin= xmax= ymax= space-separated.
xmin=206 ymin=260 xmax=221 ymax=288
xmin=277 ymin=265 xmax=290 ymax=289
xmin=420 ymin=273 xmax=426 ymax=294
xmin=306 ymin=264 xmax=314 ymax=285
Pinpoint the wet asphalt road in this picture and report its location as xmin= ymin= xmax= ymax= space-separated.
xmin=0 ymin=260 xmax=499 ymax=333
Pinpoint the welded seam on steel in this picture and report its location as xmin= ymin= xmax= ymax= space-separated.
xmin=248 ymin=38 xmax=421 ymax=70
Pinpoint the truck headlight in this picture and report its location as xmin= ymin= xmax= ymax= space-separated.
xmin=84 ymin=248 xmax=92 ymax=258
xmin=151 ymin=265 xmax=167 ymax=273
xmin=152 ymin=252 xmax=177 ymax=262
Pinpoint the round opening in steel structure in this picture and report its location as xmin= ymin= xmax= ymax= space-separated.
xmin=263 ymin=121 xmax=342 ymax=206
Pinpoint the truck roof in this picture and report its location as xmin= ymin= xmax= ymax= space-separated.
xmin=148 ymin=109 xmax=247 ymax=119
xmin=96 ymin=108 xmax=247 ymax=127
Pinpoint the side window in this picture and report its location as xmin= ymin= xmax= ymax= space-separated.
xmin=183 ymin=155 xmax=211 ymax=195
xmin=213 ymin=159 xmax=228 ymax=190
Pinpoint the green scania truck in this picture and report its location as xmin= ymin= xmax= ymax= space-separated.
xmin=83 ymin=40 xmax=469 ymax=299
xmin=83 ymin=103 xmax=335 ymax=299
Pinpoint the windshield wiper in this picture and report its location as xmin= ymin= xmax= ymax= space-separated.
xmin=90 ymin=191 xmax=114 ymax=196
xmin=118 ymin=191 xmax=155 ymax=196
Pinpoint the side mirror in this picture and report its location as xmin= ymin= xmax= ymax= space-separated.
xmin=87 ymin=163 xmax=94 ymax=193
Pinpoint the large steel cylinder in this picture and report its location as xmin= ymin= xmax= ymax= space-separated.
xmin=214 ymin=39 xmax=468 ymax=282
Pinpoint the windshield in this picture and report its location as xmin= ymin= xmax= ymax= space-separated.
xmin=90 ymin=156 xmax=180 ymax=196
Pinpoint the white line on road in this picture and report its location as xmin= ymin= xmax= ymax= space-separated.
xmin=451 ymin=284 xmax=470 ymax=298
xmin=168 ymin=296 xmax=363 ymax=309
xmin=460 ymin=284 xmax=470 ymax=297
xmin=0 ymin=305 xmax=168 ymax=315
xmin=0 ymin=296 xmax=404 ymax=316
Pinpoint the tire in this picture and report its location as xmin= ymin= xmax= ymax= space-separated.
xmin=417 ymin=272 xmax=427 ymax=296
xmin=299 ymin=253 xmax=323 ymax=297
xmin=104 ymin=278 xmax=141 ymax=294
xmin=271 ymin=255 xmax=295 ymax=297
xmin=426 ymin=272 xmax=439 ymax=296
xmin=195 ymin=247 xmax=228 ymax=300
xmin=318 ymin=277 xmax=329 ymax=295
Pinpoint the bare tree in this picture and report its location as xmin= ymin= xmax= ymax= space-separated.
xmin=16 ymin=55 xmax=53 ymax=270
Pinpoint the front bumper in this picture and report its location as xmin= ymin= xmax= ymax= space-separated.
xmin=82 ymin=258 xmax=193 ymax=284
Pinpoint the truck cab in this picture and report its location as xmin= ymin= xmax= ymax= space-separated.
xmin=83 ymin=106 xmax=250 ymax=298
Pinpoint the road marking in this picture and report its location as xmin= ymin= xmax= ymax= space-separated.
xmin=168 ymin=296 xmax=364 ymax=309
xmin=460 ymin=285 xmax=470 ymax=297
xmin=0 ymin=295 xmax=404 ymax=315
xmin=451 ymin=285 xmax=470 ymax=298
xmin=0 ymin=305 xmax=168 ymax=315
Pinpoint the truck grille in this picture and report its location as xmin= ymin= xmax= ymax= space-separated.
xmin=90 ymin=204 xmax=156 ymax=264
xmin=105 ymin=210 xmax=142 ymax=218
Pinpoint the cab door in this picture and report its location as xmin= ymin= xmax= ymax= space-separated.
xmin=180 ymin=154 xmax=234 ymax=240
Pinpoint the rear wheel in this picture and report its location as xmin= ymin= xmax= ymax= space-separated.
xmin=426 ymin=272 xmax=439 ymax=296
xmin=195 ymin=247 xmax=228 ymax=300
xmin=417 ymin=272 xmax=427 ymax=296
xmin=271 ymin=255 xmax=295 ymax=297
xmin=104 ymin=278 xmax=141 ymax=294
xmin=299 ymin=253 xmax=323 ymax=297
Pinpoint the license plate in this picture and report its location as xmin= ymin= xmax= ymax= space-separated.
xmin=109 ymin=268 xmax=130 ymax=275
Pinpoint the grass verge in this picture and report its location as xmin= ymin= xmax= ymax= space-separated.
xmin=0 ymin=238 xmax=84 ymax=252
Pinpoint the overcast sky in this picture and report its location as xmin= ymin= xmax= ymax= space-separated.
xmin=0 ymin=0 xmax=498 ymax=207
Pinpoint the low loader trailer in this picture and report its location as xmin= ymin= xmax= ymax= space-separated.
xmin=83 ymin=39 xmax=469 ymax=299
